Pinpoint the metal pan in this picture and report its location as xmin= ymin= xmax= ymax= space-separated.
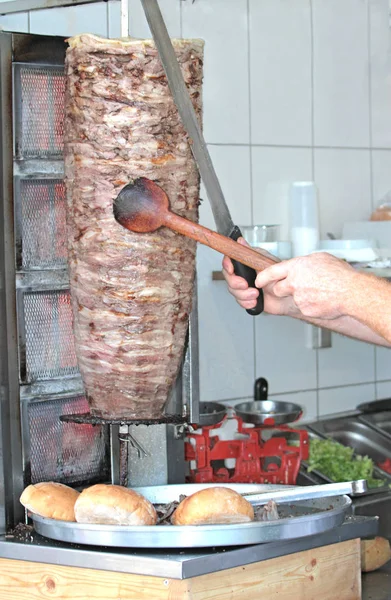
xmin=235 ymin=400 xmax=302 ymax=425
xmin=196 ymin=402 xmax=227 ymax=426
xmin=304 ymin=420 xmax=391 ymax=495
xmin=31 ymin=483 xmax=351 ymax=548
xmin=307 ymin=418 xmax=391 ymax=465
xmin=357 ymin=398 xmax=391 ymax=414
xmin=359 ymin=411 xmax=391 ymax=440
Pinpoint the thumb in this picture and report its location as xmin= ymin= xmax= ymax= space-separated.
xmin=237 ymin=236 xmax=250 ymax=247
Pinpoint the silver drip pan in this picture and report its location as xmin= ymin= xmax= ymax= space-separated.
xmin=31 ymin=483 xmax=351 ymax=548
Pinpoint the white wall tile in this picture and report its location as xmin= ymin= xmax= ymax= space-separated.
xmin=255 ymin=315 xmax=317 ymax=394
xmin=108 ymin=0 xmax=121 ymax=38
xmin=376 ymin=345 xmax=391 ymax=380
xmin=197 ymin=245 xmax=255 ymax=403
xmin=314 ymin=149 xmax=372 ymax=238
xmin=371 ymin=149 xmax=391 ymax=210
xmin=223 ymin=397 xmax=253 ymax=408
xmin=318 ymin=334 xmax=375 ymax=388
xmin=0 ymin=12 xmax=29 ymax=33
xmin=319 ymin=383 xmax=376 ymax=416
xmin=128 ymin=0 xmax=180 ymax=38
xmin=268 ymin=390 xmax=318 ymax=424
xmin=249 ymin=0 xmax=311 ymax=146
xmin=251 ymin=147 xmax=313 ymax=240
xmin=370 ymin=0 xmax=391 ymax=148
xmin=29 ymin=4 xmax=108 ymax=37
xmin=376 ymin=380 xmax=391 ymax=398
xmin=313 ymin=0 xmax=370 ymax=147
xmin=199 ymin=145 xmax=252 ymax=231
xmin=182 ymin=0 xmax=250 ymax=144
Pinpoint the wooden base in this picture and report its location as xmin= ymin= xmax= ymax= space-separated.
xmin=0 ymin=539 xmax=361 ymax=599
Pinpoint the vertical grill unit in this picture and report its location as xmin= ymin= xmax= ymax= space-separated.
xmin=0 ymin=33 xmax=199 ymax=531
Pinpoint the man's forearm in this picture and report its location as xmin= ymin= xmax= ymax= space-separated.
xmin=301 ymin=314 xmax=391 ymax=347
xmin=342 ymin=272 xmax=391 ymax=345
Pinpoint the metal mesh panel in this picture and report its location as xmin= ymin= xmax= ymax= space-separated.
xmin=16 ymin=65 xmax=65 ymax=158
xmin=27 ymin=396 xmax=108 ymax=485
xmin=23 ymin=290 xmax=79 ymax=382
xmin=19 ymin=179 xmax=67 ymax=270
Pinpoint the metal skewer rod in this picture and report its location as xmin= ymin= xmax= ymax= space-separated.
xmin=242 ymin=480 xmax=367 ymax=506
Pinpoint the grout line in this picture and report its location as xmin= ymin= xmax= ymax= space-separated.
xmin=367 ymin=0 xmax=375 ymax=212
xmin=207 ymin=142 xmax=390 ymax=151
xmin=246 ymin=0 xmax=256 ymax=383
xmin=246 ymin=0 xmax=252 ymax=154
xmin=106 ymin=0 xmax=110 ymax=38
xmin=212 ymin=380 xmax=384 ymax=404
xmin=27 ymin=10 xmax=31 ymax=33
xmin=309 ymin=0 xmax=315 ymax=179
xmin=246 ymin=0 xmax=254 ymax=225
xmin=249 ymin=146 xmax=257 ymax=383
xmin=316 ymin=388 xmax=319 ymax=420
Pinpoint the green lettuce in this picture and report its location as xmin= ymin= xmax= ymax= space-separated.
xmin=308 ymin=438 xmax=384 ymax=488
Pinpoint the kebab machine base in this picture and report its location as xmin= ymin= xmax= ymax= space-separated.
xmin=0 ymin=514 xmax=379 ymax=600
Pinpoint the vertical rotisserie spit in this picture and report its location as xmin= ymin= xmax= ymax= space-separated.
xmin=64 ymin=34 xmax=203 ymax=419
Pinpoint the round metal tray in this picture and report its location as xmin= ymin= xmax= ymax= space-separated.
xmin=197 ymin=402 xmax=227 ymax=426
xmin=31 ymin=483 xmax=351 ymax=548
xmin=235 ymin=400 xmax=303 ymax=425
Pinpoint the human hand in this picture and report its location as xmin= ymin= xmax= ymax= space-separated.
xmin=254 ymin=252 xmax=358 ymax=321
xmin=223 ymin=246 xmax=358 ymax=321
xmin=222 ymin=239 xmax=284 ymax=312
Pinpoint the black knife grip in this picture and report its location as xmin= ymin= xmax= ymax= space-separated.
xmin=229 ymin=226 xmax=264 ymax=316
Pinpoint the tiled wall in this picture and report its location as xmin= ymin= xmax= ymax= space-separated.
xmin=1 ymin=0 xmax=391 ymax=422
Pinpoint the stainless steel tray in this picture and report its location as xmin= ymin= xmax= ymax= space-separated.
xmin=31 ymin=483 xmax=351 ymax=548
xmin=359 ymin=411 xmax=391 ymax=440
xmin=304 ymin=419 xmax=391 ymax=494
xmin=307 ymin=418 xmax=391 ymax=467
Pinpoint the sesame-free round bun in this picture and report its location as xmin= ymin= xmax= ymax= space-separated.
xmin=171 ymin=487 xmax=254 ymax=526
xmin=20 ymin=482 xmax=79 ymax=522
xmin=74 ymin=484 xmax=157 ymax=526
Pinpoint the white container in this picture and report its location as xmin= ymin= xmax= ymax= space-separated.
xmin=315 ymin=239 xmax=379 ymax=263
xmin=289 ymin=182 xmax=320 ymax=257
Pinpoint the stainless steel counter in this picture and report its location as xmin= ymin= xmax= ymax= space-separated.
xmin=0 ymin=516 xmax=378 ymax=579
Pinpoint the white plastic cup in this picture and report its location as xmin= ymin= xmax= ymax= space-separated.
xmin=289 ymin=182 xmax=320 ymax=257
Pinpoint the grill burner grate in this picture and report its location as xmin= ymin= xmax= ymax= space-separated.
xmin=28 ymin=396 xmax=109 ymax=486
xmin=16 ymin=65 xmax=65 ymax=159
xmin=60 ymin=412 xmax=186 ymax=426
xmin=17 ymin=179 xmax=67 ymax=270
xmin=22 ymin=289 xmax=79 ymax=382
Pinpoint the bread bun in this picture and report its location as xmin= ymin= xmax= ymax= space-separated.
xmin=171 ymin=487 xmax=254 ymax=525
xmin=361 ymin=537 xmax=391 ymax=572
xmin=20 ymin=482 xmax=79 ymax=522
xmin=74 ymin=484 xmax=157 ymax=526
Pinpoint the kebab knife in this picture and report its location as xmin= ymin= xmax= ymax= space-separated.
xmin=140 ymin=0 xmax=264 ymax=316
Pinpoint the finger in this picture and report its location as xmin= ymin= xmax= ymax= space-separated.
xmin=222 ymin=255 xmax=234 ymax=275
xmin=238 ymin=299 xmax=257 ymax=310
xmin=228 ymin=287 xmax=259 ymax=302
xmin=255 ymin=260 xmax=291 ymax=288
xmin=222 ymin=269 xmax=250 ymax=290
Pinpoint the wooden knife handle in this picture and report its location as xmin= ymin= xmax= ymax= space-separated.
xmin=164 ymin=211 xmax=278 ymax=271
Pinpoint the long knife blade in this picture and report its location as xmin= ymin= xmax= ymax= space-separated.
xmin=140 ymin=0 xmax=264 ymax=315
xmin=140 ymin=0 xmax=233 ymax=237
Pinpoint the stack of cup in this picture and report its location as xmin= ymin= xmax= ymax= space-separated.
xmin=289 ymin=182 xmax=320 ymax=257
